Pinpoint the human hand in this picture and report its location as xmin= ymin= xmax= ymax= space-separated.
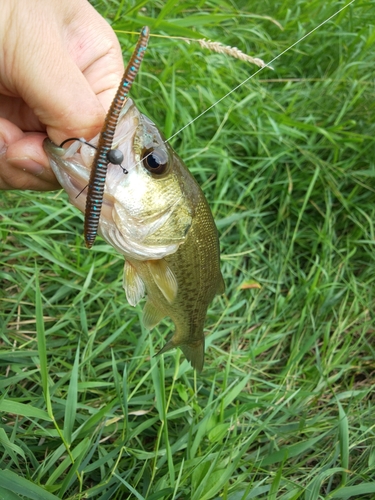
xmin=0 ymin=0 xmax=124 ymax=190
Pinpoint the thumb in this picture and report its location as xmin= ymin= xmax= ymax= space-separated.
xmin=18 ymin=35 xmax=106 ymax=143
xmin=5 ymin=3 xmax=111 ymax=143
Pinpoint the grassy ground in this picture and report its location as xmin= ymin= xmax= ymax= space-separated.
xmin=1 ymin=0 xmax=375 ymax=498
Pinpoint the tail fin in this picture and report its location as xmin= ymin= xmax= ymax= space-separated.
xmin=180 ymin=342 xmax=204 ymax=372
xmin=155 ymin=338 xmax=205 ymax=372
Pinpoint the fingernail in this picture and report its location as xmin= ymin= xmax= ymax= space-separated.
xmin=7 ymin=158 xmax=45 ymax=176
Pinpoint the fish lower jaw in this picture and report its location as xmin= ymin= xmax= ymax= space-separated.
xmin=61 ymin=172 xmax=89 ymax=213
xmin=61 ymin=172 xmax=115 ymax=216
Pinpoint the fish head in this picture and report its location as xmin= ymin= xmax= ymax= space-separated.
xmin=44 ymin=99 xmax=194 ymax=260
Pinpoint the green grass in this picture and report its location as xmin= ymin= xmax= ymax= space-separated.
xmin=1 ymin=0 xmax=375 ymax=498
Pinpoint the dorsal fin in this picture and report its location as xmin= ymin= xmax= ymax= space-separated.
xmin=217 ymin=274 xmax=225 ymax=295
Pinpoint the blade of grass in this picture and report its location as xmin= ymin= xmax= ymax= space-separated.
xmin=63 ymin=340 xmax=80 ymax=445
xmin=0 ymin=470 xmax=59 ymax=500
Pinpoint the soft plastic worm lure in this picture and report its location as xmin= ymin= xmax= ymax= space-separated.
xmin=84 ymin=26 xmax=150 ymax=248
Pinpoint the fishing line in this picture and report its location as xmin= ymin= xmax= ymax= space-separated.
xmin=164 ymin=0 xmax=356 ymax=144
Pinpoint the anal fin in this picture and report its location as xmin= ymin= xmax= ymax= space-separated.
xmin=147 ymin=259 xmax=177 ymax=304
xmin=142 ymin=300 xmax=165 ymax=330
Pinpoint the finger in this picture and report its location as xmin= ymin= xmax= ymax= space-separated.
xmin=4 ymin=3 xmax=106 ymax=144
xmin=0 ymin=120 xmax=60 ymax=190
xmin=1 ymin=142 xmax=60 ymax=190
xmin=0 ymin=117 xmax=25 ymax=146
xmin=0 ymin=95 xmax=43 ymax=132
xmin=63 ymin=4 xmax=124 ymax=113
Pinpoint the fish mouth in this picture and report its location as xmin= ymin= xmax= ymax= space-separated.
xmin=43 ymin=99 xmax=140 ymax=213
xmin=43 ymin=140 xmax=90 ymax=212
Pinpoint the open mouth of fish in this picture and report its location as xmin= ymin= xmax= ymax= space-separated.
xmin=44 ymin=99 xmax=139 ymax=217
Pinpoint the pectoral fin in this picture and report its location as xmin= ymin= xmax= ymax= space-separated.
xmin=142 ymin=300 xmax=165 ymax=330
xmin=123 ymin=260 xmax=145 ymax=306
xmin=147 ymin=259 xmax=177 ymax=304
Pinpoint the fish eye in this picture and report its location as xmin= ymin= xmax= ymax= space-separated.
xmin=142 ymin=148 xmax=168 ymax=175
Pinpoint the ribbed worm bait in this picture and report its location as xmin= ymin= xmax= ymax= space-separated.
xmin=84 ymin=26 xmax=150 ymax=248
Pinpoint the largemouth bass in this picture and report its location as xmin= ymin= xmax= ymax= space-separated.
xmin=43 ymin=99 xmax=224 ymax=371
